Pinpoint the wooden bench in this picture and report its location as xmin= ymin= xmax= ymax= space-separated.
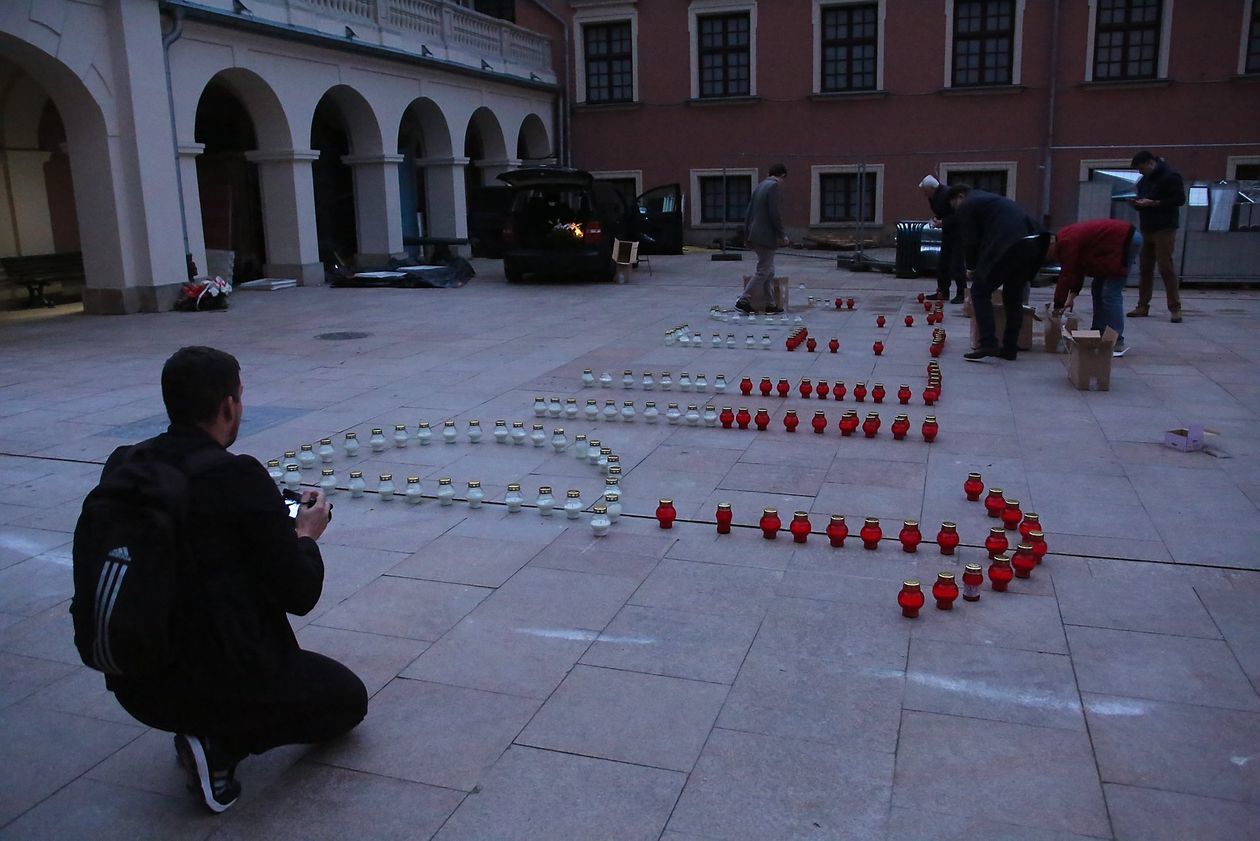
xmin=0 ymin=252 xmax=85 ymax=307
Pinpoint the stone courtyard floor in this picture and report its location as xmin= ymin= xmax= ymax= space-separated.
xmin=1 ymin=250 xmax=1258 ymax=840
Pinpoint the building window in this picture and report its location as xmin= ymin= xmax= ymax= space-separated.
xmin=596 ymin=177 xmax=640 ymax=202
xmin=1247 ymin=0 xmax=1260 ymax=74
xmin=820 ymin=4 xmax=878 ymax=92
xmin=1093 ymin=0 xmax=1162 ymax=81
xmin=584 ymin=22 xmax=634 ymax=103
xmin=698 ymin=174 xmax=752 ymax=224
xmin=472 ymin=0 xmax=514 ymax=22
xmin=819 ymin=172 xmax=877 ymax=223
xmin=952 ymin=0 xmax=1015 ymax=87
xmin=946 ymin=169 xmax=1009 ymax=196
xmin=698 ymin=13 xmax=751 ymax=98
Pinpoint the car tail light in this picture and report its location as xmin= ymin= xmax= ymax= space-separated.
xmin=502 ymin=221 xmax=515 ymax=245
xmin=585 ymin=221 xmax=603 ymax=243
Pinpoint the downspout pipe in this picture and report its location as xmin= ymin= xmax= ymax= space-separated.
xmin=527 ymin=0 xmax=570 ymax=166
xmin=162 ymin=6 xmax=193 ymax=276
xmin=1040 ymin=0 xmax=1060 ymax=228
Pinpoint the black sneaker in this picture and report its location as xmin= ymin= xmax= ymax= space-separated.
xmin=950 ymin=294 xmax=966 ymax=305
xmin=999 ymin=348 xmax=1019 ymax=361
xmin=766 ymin=306 xmax=785 ymax=314
xmin=175 ymin=734 xmax=241 ymax=813
xmin=734 ymin=298 xmax=752 ymax=314
xmin=963 ymin=346 xmax=1001 ymax=362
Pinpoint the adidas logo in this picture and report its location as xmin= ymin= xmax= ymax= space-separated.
xmin=107 ymin=546 xmax=131 ymax=563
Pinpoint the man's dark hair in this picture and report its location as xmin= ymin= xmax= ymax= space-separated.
xmin=161 ymin=346 xmax=241 ymax=426
xmin=945 ymin=184 xmax=972 ymax=201
xmin=769 ymin=163 xmax=788 ymax=178
xmin=1130 ymin=150 xmax=1155 ymax=167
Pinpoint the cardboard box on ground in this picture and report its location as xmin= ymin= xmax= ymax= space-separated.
xmin=967 ymin=288 xmax=1035 ymax=351
xmin=1064 ymin=327 xmax=1119 ymax=391
xmin=743 ymin=275 xmax=790 ymax=312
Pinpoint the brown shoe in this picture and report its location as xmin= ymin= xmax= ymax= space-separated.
xmin=1127 ymin=306 xmax=1149 ymax=318
xmin=1170 ymin=310 xmax=1182 ymax=323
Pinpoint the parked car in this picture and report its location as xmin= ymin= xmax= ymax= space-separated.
xmin=497 ymin=167 xmax=682 ymax=282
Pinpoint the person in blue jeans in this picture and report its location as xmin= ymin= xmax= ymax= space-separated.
xmin=1048 ymin=218 xmax=1137 ymax=356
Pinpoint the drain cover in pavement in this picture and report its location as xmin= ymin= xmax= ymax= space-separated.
xmin=315 ymin=331 xmax=372 ymax=340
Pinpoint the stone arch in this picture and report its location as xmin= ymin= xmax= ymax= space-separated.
xmin=515 ymin=112 xmax=551 ymax=163
xmin=0 ymin=29 xmax=138 ymax=310
xmin=397 ymin=97 xmax=453 ymax=249
xmin=190 ymin=67 xmax=292 ymax=153
xmin=312 ymin=83 xmax=384 ymax=158
xmin=463 ymin=105 xmax=509 ymax=189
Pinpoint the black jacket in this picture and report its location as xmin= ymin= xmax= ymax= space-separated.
xmin=103 ymin=425 xmax=323 ymax=690
xmin=1134 ymin=158 xmax=1186 ymax=233
xmin=928 ymin=185 xmax=958 ymax=237
xmin=956 ymin=190 xmax=1042 ymax=281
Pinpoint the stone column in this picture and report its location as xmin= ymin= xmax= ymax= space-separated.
xmin=342 ymin=153 xmax=405 ymax=266
xmin=244 ymin=148 xmax=323 ymax=286
xmin=176 ymin=142 xmax=207 ymax=279
xmin=418 ymin=156 xmax=470 ymax=248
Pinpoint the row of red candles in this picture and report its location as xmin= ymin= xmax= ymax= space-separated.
xmin=718 ymin=407 xmax=940 ymax=440
xmin=783 ymin=325 xmax=948 ymax=355
xmin=832 ymin=292 xmax=943 ymax=314
xmin=735 ymin=370 xmax=942 ymax=404
xmin=896 ymin=560 xmax=1031 ymax=617
xmin=653 ymin=504 xmax=1046 ymax=557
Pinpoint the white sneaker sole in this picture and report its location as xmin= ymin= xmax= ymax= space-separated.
xmin=176 ymin=734 xmax=236 ymax=814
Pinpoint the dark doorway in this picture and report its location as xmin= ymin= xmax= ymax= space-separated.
xmin=311 ymin=95 xmax=357 ymax=264
xmin=38 ymin=100 xmax=79 ymax=253
xmin=194 ymin=81 xmax=266 ymax=282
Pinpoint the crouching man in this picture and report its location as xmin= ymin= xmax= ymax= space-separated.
xmin=73 ymin=346 xmax=366 ymax=812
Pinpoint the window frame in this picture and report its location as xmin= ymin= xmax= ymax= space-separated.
xmin=1084 ymin=0 xmax=1173 ymax=83
xmin=943 ymin=0 xmax=1026 ymax=88
xmin=689 ymin=0 xmax=758 ymax=100
xmin=813 ymin=0 xmax=885 ymax=94
xmin=690 ymin=167 xmax=757 ymax=228
xmin=573 ymin=3 xmax=639 ymax=106
xmin=592 ymin=170 xmax=644 ymax=202
xmin=1227 ymin=156 xmax=1260 ymax=180
xmin=940 ymin=161 xmax=1018 ymax=202
xmin=809 ymin=164 xmax=884 ymax=227
xmin=582 ymin=20 xmax=636 ymax=104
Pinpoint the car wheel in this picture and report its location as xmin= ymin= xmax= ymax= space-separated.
xmin=504 ymin=260 xmax=524 ymax=283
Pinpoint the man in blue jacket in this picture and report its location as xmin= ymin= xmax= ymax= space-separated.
xmin=734 ymin=163 xmax=789 ymax=313
xmin=948 ymin=184 xmax=1047 ymax=361
xmin=1127 ymin=150 xmax=1186 ymax=323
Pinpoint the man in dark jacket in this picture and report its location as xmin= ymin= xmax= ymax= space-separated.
xmin=949 ymin=184 xmax=1048 ymax=361
xmin=734 ymin=163 xmax=789 ymax=313
xmin=102 ymin=347 xmax=366 ymax=813
xmin=1048 ymin=218 xmax=1137 ymax=356
xmin=921 ymin=175 xmax=965 ymax=303
xmin=1128 ymin=150 xmax=1186 ymax=322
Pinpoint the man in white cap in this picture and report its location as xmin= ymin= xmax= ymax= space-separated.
xmin=920 ymin=175 xmax=965 ymax=304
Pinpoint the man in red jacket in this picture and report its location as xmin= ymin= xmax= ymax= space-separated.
xmin=1047 ymin=218 xmax=1136 ymax=357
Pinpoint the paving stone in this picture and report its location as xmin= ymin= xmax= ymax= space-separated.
xmin=388 ymin=533 xmax=544 ymax=587
xmin=629 ymin=558 xmax=782 ymax=618
xmin=517 ymin=665 xmax=727 ymax=771
xmin=312 ymin=576 xmax=491 ymax=641
xmin=668 ymin=728 xmax=893 ymax=841
xmin=209 ymin=763 xmax=464 ymax=841
xmin=884 ymin=807 xmax=1108 ymax=841
xmin=1105 ymin=783 xmax=1260 ymax=841
xmin=716 ymin=652 xmax=903 ymax=753
xmin=469 ymin=566 xmax=639 ymax=631
xmin=0 ymin=777 xmax=208 ymax=841
xmin=1067 ymin=626 xmax=1260 ymax=711
xmin=750 ymin=595 xmax=909 ymax=667
xmin=294 ymin=624 xmax=429 ymax=697
xmin=1084 ymin=692 xmax=1260 ymax=805
xmin=0 ymin=703 xmax=144 ymax=826
xmin=580 ymin=603 xmax=761 ymax=684
xmin=0 ymin=526 xmax=72 ymax=572
xmin=0 ymin=650 xmax=77 ymax=710
xmin=400 ymin=615 xmax=591 ymax=699
xmin=904 ymin=639 xmax=1085 ymax=731
xmin=1055 ymin=575 xmax=1220 ymax=638
xmin=433 ymin=745 xmax=683 ymax=841
xmin=0 ymin=554 xmax=74 ymax=616
xmin=911 ymin=591 xmax=1069 ymax=654
xmin=892 ymin=711 xmax=1110 ymax=838
xmin=313 ymin=677 xmax=538 ymax=792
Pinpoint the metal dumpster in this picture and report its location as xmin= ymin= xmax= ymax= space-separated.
xmin=894 ymin=220 xmax=942 ymax=278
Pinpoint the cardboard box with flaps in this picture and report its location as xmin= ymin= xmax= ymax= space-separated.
xmin=1064 ymin=327 xmax=1118 ymax=390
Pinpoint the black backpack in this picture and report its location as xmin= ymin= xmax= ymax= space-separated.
xmin=70 ymin=445 xmax=228 ymax=677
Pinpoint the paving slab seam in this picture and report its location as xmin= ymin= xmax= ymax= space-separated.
xmin=1192 ymin=585 xmax=1260 ymax=699
xmin=1061 ymin=573 xmax=1125 ymax=841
